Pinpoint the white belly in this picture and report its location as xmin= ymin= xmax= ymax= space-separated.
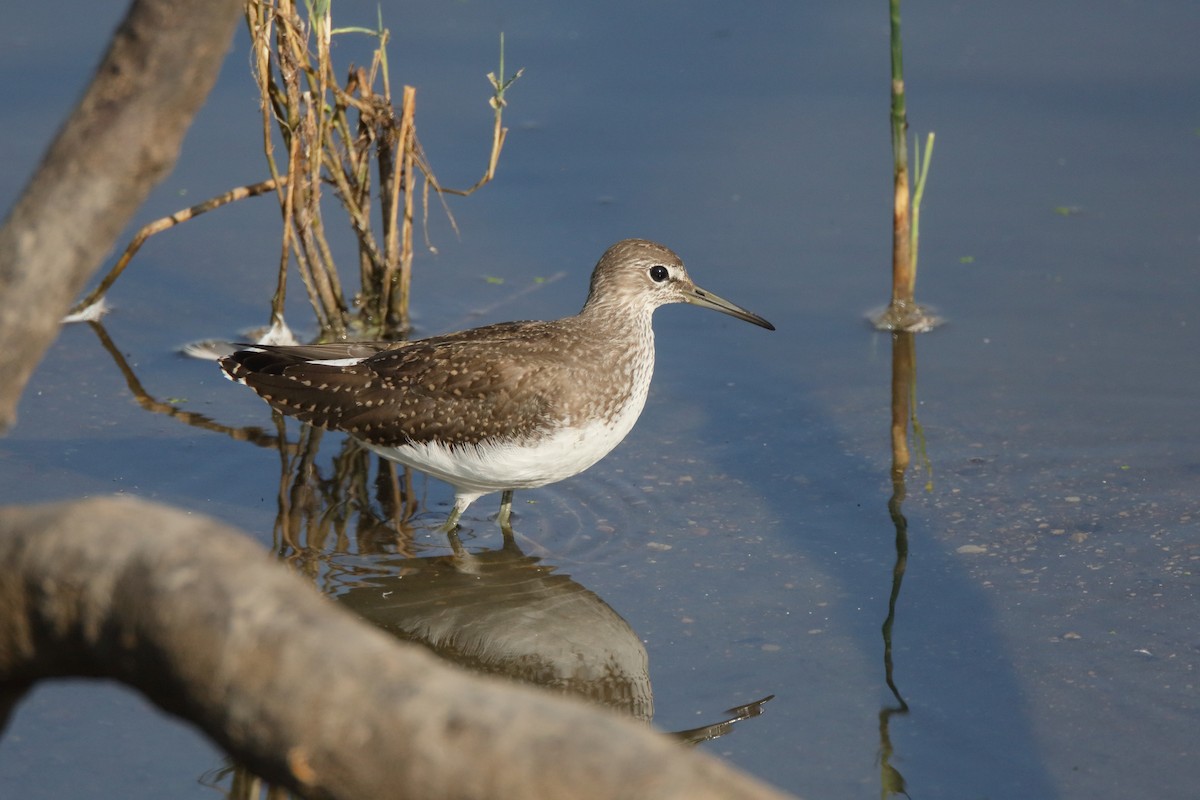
xmin=365 ymin=395 xmax=647 ymax=499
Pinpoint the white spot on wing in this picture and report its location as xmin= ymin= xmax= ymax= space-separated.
xmin=309 ymin=357 xmax=370 ymax=367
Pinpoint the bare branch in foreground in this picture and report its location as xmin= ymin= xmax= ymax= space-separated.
xmin=0 ymin=0 xmax=244 ymax=430
xmin=0 ymin=496 xmax=797 ymax=800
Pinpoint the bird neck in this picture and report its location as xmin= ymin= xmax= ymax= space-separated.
xmin=571 ymin=296 xmax=657 ymax=368
xmin=579 ymin=291 xmax=655 ymax=332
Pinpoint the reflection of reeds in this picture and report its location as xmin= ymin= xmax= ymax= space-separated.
xmin=883 ymin=332 xmax=913 ymax=708
xmin=85 ymin=318 xmax=423 ymax=565
xmin=87 ymin=320 xmax=285 ymax=450
xmin=672 ymin=695 xmax=775 ymax=746
xmin=269 ymin=423 xmax=425 ymax=570
xmin=877 ymin=330 xmax=913 ymax=799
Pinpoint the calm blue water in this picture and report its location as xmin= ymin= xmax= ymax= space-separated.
xmin=2 ymin=2 xmax=1198 ymax=798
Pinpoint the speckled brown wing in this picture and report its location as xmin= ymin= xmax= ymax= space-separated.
xmin=227 ymin=341 xmax=398 ymax=360
xmin=221 ymin=321 xmax=580 ymax=448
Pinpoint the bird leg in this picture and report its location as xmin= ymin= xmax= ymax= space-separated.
xmin=445 ymin=528 xmax=468 ymax=558
xmin=439 ymin=500 xmax=467 ymax=533
xmin=496 ymin=490 xmax=514 ymax=529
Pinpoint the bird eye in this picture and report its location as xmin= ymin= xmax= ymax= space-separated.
xmin=649 ymin=265 xmax=669 ymax=283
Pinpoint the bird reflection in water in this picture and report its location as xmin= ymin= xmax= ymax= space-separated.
xmin=334 ymin=528 xmax=772 ymax=738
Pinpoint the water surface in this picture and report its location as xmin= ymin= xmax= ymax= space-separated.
xmin=1 ymin=2 xmax=1197 ymax=798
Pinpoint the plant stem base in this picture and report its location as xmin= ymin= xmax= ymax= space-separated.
xmin=870 ymin=301 xmax=943 ymax=333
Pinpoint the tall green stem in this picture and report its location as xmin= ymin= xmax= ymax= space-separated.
xmin=889 ymin=0 xmax=912 ymax=306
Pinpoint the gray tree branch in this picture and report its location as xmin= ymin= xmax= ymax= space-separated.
xmin=0 ymin=0 xmax=243 ymax=430
xmin=0 ymin=497 xmax=795 ymax=800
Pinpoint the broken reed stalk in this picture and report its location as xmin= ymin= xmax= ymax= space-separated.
xmin=245 ymin=0 xmax=520 ymax=339
xmin=889 ymin=0 xmax=912 ymax=309
xmin=67 ymin=178 xmax=284 ymax=318
xmin=249 ymin=0 xmax=349 ymax=336
xmin=874 ymin=0 xmax=939 ymax=333
xmin=65 ymin=3 xmax=518 ymax=334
